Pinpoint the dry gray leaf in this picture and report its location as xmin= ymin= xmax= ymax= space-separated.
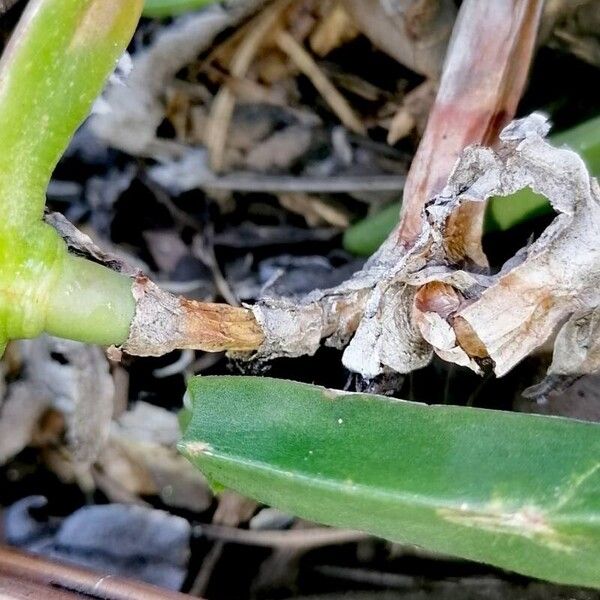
xmin=0 ymin=382 xmax=49 ymax=466
xmin=144 ymin=230 xmax=189 ymax=274
xmin=0 ymin=337 xmax=114 ymax=466
xmin=343 ymin=0 xmax=456 ymax=78
xmin=97 ymin=402 xmax=213 ymax=512
xmin=21 ymin=337 xmax=115 ymax=464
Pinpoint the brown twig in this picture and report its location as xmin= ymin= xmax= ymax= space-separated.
xmin=0 ymin=545 xmax=195 ymax=600
xmin=204 ymin=0 xmax=291 ymax=172
xmin=194 ymin=523 xmax=369 ymax=549
xmin=122 ymin=277 xmax=263 ymax=357
xmin=274 ymin=29 xmax=366 ymax=135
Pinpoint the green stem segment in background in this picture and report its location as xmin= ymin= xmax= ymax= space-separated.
xmin=0 ymin=0 xmax=142 ymax=351
xmin=181 ymin=376 xmax=600 ymax=588
xmin=143 ymin=0 xmax=218 ymax=18
xmin=343 ymin=115 xmax=600 ymax=256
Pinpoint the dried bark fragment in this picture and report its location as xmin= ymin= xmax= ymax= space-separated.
xmin=45 ymin=211 xmax=140 ymax=276
xmin=253 ymin=285 xmax=371 ymax=359
xmin=122 ymin=276 xmax=263 ymax=356
xmin=342 ymin=282 xmax=432 ymax=377
xmin=414 ymin=114 xmax=600 ymax=378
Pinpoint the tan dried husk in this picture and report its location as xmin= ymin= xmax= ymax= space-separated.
xmin=96 ymin=401 xmax=213 ymax=512
xmin=342 ymin=0 xmax=456 ymax=78
xmin=255 ymin=113 xmax=600 ymax=385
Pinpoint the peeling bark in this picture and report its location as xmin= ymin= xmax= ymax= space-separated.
xmin=412 ymin=114 xmax=600 ymax=378
xmin=122 ymin=277 xmax=264 ymax=356
xmin=257 ymin=111 xmax=600 ymax=387
xmin=255 ymin=0 xmax=543 ymax=377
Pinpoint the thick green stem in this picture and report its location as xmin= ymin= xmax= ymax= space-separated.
xmin=0 ymin=0 xmax=142 ymax=350
xmin=44 ymin=255 xmax=135 ymax=346
xmin=0 ymin=220 xmax=136 ymax=348
xmin=0 ymin=224 xmax=64 ymax=344
xmin=0 ymin=0 xmax=143 ymax=226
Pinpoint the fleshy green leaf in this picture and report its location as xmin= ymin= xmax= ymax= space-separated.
xmin=181 ymin=376 xmax=600 ymax=588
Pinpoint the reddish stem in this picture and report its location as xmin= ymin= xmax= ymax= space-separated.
xmin=398 ymin=0 xmax=543 ymax=262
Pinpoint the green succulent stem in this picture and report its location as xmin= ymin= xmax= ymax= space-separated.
xmin=44 ymin=255 xmax=135 ymax=346
xmin=0 ymin=0 xmax=143 ymax=350
xmin=143 ymin=0 xmax=218 ymax=18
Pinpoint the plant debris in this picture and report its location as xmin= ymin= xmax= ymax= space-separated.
xmin=2 ymin=0 xmax=600 ymax=597
xmin=3 ymin=497 xmax=191 ymax=590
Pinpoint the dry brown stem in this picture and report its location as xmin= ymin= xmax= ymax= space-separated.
xmin=122 ymin=277 xmax=263 ymax=356
xmin=254 ymin=0 xmax=545 ymax=378
xmin=93 ymin=0 xmax=590 ymax=395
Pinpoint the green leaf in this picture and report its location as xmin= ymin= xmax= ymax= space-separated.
xmin=342 ymin=203 xmax=399 ymax=257
xmin=181 ymin=376 xmax=600 ymax=588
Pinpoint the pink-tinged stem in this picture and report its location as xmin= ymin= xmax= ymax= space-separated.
xmin=398 ymin=0 xmax=543 ymax=261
